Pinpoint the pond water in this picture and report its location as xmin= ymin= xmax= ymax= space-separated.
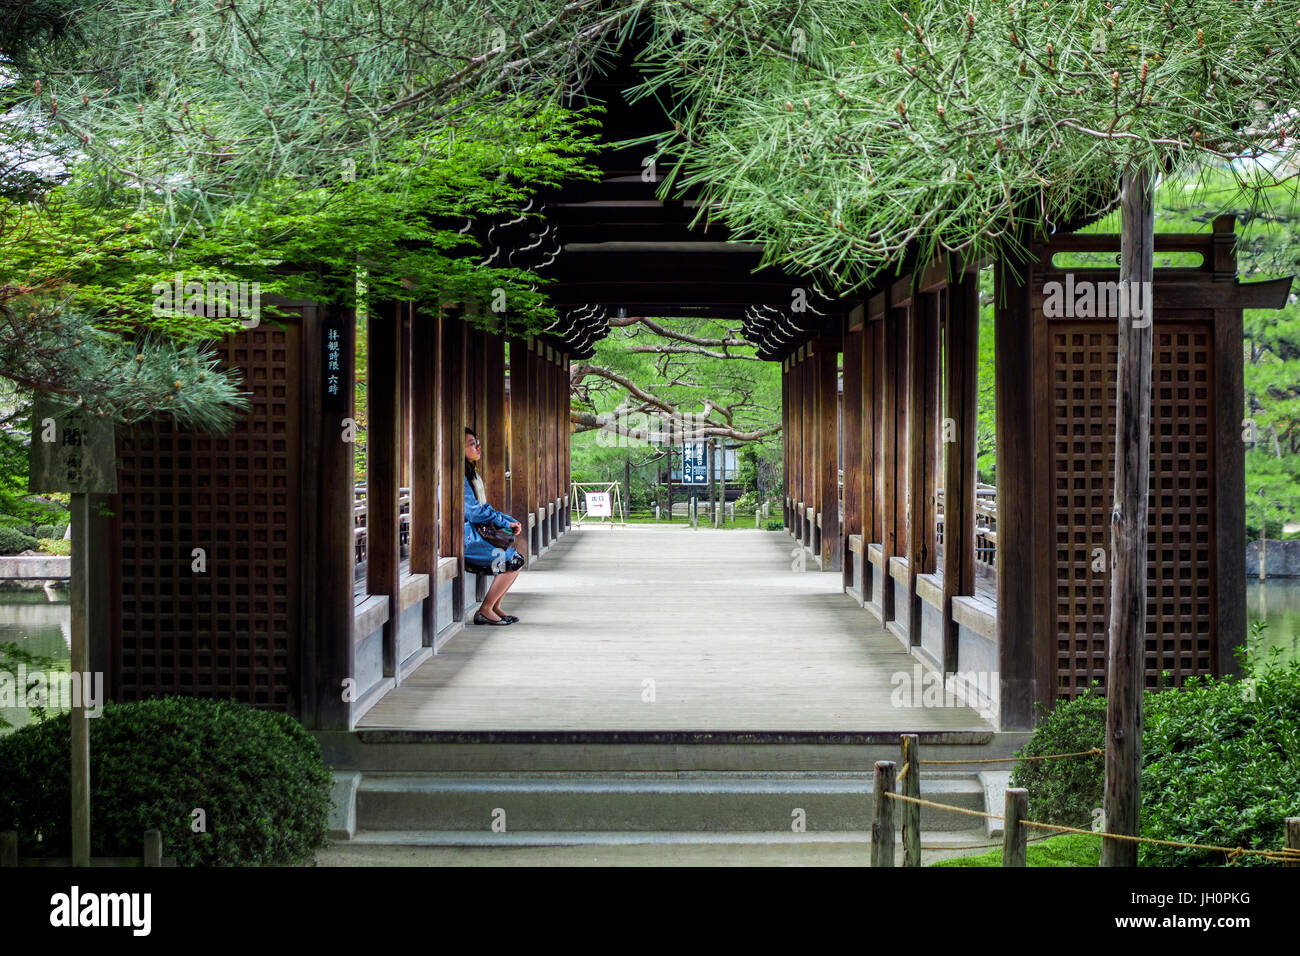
xmin=0 ymin=588 xmax=70 ymax=732
xmin=1246 ymin=579 xmax=1300 ymax=673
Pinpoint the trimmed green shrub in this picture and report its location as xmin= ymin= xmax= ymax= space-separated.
xmin=33 ymin=524 xmax=54 ymax=540
xmin=0 ymin=697 xmax=332 ymax=866
xmin=1010 ymin=688 xmax=1106 ymax=831
xmin=0 ymin=526 xmax=38 ymax=554
xmin=1010 ymin=660 xmax=1300 ymax=866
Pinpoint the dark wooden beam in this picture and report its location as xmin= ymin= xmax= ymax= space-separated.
xmin=942 ymin=272 xmax=980 ymax=673
xmin=995 ymin=240 xmax=1045 ymax=730
xmin=367 ymin=301 xmax=402 ymax=678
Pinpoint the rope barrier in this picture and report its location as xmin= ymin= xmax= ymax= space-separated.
xmin=918 ymin=748 xmax=1103 ymax=766
xmin=879 ymin=789 xmax=1299 ymax=863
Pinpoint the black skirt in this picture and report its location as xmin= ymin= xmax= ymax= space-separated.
xmin=466 ymin=553 xmax=526 ymax=575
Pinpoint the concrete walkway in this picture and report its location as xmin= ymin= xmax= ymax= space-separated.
xmin=357 ymin=526 xmax=992 ymax=733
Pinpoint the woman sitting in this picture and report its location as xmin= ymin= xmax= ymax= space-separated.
xmin=464 ymin=427 xmax=525 ymax=626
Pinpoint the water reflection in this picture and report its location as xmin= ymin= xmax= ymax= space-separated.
xmin=0 ymin=587 xmax=71 ymax=732
xmin=1245 ymin=579 xmax=1300 ymax=673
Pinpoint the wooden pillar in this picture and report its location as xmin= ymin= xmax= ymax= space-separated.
xmin=907 ymin=292 xmax=940 ymax=641
xmin=529 ymin=340 xmax=545 ymax=549
xmin=410 ymin=304 xmax=439 ymax=645
xmin=508 ymin=337 xmax=533 ymax=562
xmin=863 ymin=309 xmax=880 ymax=546
xmin=842 ymin=314 xmax=864 ymax=589
xmin=1213 ymin=214 xmax=1245 ymax=678
xmin=942 ymin=270 xmax=980 ymax=673
xmin=441 ymin=312 xmax=467 ymax=620
xmin=485 ymin=331 xmax=506 ymax=509
xmin=995 ymin=239 xmax=1050 ymax=730
xmin=879 ymin=308 xmax=902 ymax=621
xmin=782 ymin=361 xmax=791 ymax=530
xmin=815 ymin=339 xmax=841 ymax=570
xmin=561 ymin=352 xmax=571 ymax=530
xmin=801 ymin=350 xmax=815 ymax=547
xmin=308 ymin=302 xmax=355 ymax=729
xmin=367 ymin=301 xmax=402 ymax=678
xmin=1101 ymin=167 xmax=1156 ymax=868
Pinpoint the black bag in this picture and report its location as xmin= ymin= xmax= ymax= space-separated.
xmin=476 ymin=523 xmax=515 ymax=550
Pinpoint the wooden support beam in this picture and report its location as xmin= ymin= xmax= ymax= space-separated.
xmin=816 ymin=342 xmax=841 ymax=571
xmin=410 ymin=306 xmax=439 ymax=647
xmin=1213 ymin=215 xmax=1246 ymax=680
xmin=906 ymin=295 xmax=937 ymax=642
xmin=865 ymin=316 xmax=881 ymax=546
xmin=1102 ymin=167 xmax=1155 ymax=869
xmin=485 ymin=332 xmax=507 ymax=510
xmin=995 ymin=237 xmax=1048 ymax=730
xmin=942 ymin=271 xmax=980 ymax=673
xmin=879 ymin=307 xmax=903 ymax=621
xmin=311 ymin=302 xmax=355 ymax=729
xmin=508 ymin=337 xmax=533 ymax=562
xmin=441 ymin=312 xmax=467 ymax=620
xmin=367 ymin=301 xmax=402 ymax=677
xmin=841 ymin=323 xmax=863 ymax=589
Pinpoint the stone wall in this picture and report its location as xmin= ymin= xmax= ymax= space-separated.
xmin=1245 ymin=539 xmax=1300 ymax=578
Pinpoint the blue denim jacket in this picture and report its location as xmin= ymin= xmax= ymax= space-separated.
xmin=463 ymin=476 xmax=519 ymax=566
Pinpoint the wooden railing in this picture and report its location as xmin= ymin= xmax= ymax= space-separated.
xmin=936 ymin=484 xmax=997 ymax=580
xmin=354 ymin=485 xmax=411 ymax=573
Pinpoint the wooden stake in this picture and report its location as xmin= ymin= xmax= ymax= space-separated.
xmin=871 ymin=760 xmax=897 ymax=868
xmin=1102 ymin=166 xmax=1155 ymax=868
xmin=1286 ymin=817 xmax=1299 ymax=867
xmin=143 ymin=829 xmax=162 ymax=868
xmin=1003 ymin=788 xmax=1029 ymax=867
xmin=900 ymin=734 xmax=921 ymax=867
xmin=70 ymin=491 xmax=91 ymax=867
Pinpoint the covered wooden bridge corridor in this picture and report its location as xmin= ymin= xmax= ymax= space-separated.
xmin=85 ymin=48 xmax=1291 ymax=740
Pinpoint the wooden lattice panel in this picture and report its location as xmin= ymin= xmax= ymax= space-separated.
xmin=115 ymin=326 xmax=300 ymax=709
xmin=1050 ymin=323 xmax=1214 ymax=699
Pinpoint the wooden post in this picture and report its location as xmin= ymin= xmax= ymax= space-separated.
xmin=508 ymin=338 xmax=532 ymax=562
xmin=1102 ymin=166 xmax=1155 ymax=868
xmin=942 ymin=270 xmax=980 ymax=673
xmin=871 ymin=760 xmax=897 ymax=868
xmin=0 ymin=830 xmax=16 ymax=866
xmin=994 ymin=234 xmax=1046 ymax=730
xmin=1286 ymin=817 xmax=1299 ymax=867
xmin=879 ymin=310 xmax=902 ymax=620
xmin=69 ymin=490 xmax=91 ymax=867
xmin=815 ymin=341 xmax=841 ymax=571
xmin=1002 ymin=788 xmax=1029 ymax=867
xmin=900 ymin=734 xmax=921 ymax=867
xmin=842 ymin=323 xmax=862 ymax=591
xmin=368 ymin=301 xmax=402 ymax=677
xmin=143 ymin=829 xmax=162 ymax=868
xmin=441 ymin=313 xmax=467 ymax=619
xmin=313 ymin=302 xmax=356 ymax=729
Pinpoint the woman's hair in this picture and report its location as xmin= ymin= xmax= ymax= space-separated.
xmin=464 ymin=427 xmax=478 ymax=484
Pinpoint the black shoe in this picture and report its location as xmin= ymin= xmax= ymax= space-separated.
xmin=473 ymin=611 xmax=513 ymax=626
xmin=498 ymin=614 xmax=519 ymax=624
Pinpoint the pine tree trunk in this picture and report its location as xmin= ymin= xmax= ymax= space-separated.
xmin=1101 ymin=166 xmax=1155 ymax=868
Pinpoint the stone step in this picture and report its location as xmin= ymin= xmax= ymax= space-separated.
xmin=351 ymin=771 xmax=985 ymax=834
xmin=342 ymin=828 xmax=994 ymax=849
xmin=318 ymin=730 xmax=1031 ymax=773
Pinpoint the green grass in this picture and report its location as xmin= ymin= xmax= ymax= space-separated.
xmin=930 ymin=833 xmax=1102 ymax=867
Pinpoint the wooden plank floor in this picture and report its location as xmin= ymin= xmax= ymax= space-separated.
xmin=358 ymin=526 xmax=994 ymax=732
